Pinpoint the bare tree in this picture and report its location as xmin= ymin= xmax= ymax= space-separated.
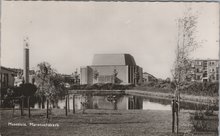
xmin=171 ymin=8 xmax=202 ymax=133
xmin=172 ymin=8 xmax=201 ymax=100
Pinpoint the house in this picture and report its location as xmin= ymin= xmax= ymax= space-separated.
xmin=6 ymin=68 xmax=35 ymax=86
xmin=0 ymin=66 xmax=16 ymax=89
xmin=142 ymin=72 xmax=157 ymax=83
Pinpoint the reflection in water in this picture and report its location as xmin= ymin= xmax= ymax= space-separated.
xmin=128 ymin=96 xmax=171 ymax=110
xmin=128 ymin=96 xmax=143 ymax=109
xmin=143 ymin=101 xmax=171 ymax=110
xmin=34 ymin=95 xmax=171 ymax=111
xmin=85 ymin=95 xmax=128 ymax=110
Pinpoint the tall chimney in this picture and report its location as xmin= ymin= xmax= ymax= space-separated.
xmin=23 ymin=38 xmax=29 ymax=83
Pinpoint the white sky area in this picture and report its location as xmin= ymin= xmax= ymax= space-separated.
xmin=1 ymin=2 xmax=219 ymax=79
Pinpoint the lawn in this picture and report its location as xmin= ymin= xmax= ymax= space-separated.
xmin=1 ymin=108 xmax=216 ymax=136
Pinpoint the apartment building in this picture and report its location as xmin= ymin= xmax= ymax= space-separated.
xmin=191 ymin=59 xmax=219 ymax=82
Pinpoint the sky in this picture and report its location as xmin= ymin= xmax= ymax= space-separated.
xmin=1 ymin=1 xmax=219 ymax=79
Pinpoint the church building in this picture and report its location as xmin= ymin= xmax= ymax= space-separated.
xmin=80 ymin=54 xmax=143 ymax=85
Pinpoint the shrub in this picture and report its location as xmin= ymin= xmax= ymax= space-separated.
xmin=69 ymin=83 xmax=134 ymax=90
xmin=180 ymin=82 xmax=219 ymax=96
xmin=136 ymin=81 xmax=218 ymax=97
xmin=2 ymin=83 xmax=37 ymax=108
xmin=190 ymin=105 xmax=219 ymax=133
xmin=15 ymin=83 xmax=37 ymax=97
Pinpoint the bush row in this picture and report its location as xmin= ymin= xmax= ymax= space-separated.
xmin=70 ymin=83 xmax=135 ymax=90
xmin=180 ymin=82 xmax=219 ymax=96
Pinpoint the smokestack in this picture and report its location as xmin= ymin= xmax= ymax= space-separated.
xmin=23 ymin=38 xmax=29 ymax=83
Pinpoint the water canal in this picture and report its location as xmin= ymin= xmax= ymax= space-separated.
xmin=34 ymin=95 xmax=171 ymax=111
xmin=33 ymin=93 xmax=217 ymax=111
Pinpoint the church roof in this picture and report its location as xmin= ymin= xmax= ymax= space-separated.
xmin=92 ymin=54 xmax=136 ymax=66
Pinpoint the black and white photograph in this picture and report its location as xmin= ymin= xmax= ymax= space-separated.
xmin=0 ymin=1 xmax=219 ymax=136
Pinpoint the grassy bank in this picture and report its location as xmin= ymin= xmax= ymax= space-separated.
xmin=133 ymin=82 xmax=219 ymax=105
xmin=126 ymin=89 xmax=218 ymax=106
xmin=135 ymin=82 xmax=218 ymax=97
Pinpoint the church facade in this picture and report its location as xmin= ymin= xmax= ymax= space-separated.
xmin=80 ymin=54 xmax=143 ymax=85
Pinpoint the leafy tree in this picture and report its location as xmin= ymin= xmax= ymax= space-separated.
xmin=12 ymin=83 xmax=37 ymax=100
xmin=73 ymin=69 xmax=80 ymax=84
xmin=35 ymin=62 xmax=67 ymax=108
xmin=113 ymin=69 xmax=122 ymax=84
xmin=93 ymin=69 xmax=99 ymax=80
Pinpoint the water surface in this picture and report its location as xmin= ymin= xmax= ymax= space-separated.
xmin=34 ymin=94 xmax=171 ymax=111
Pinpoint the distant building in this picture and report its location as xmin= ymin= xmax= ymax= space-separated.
xmin=6 ymin=68 xmax=35 ymax=86
xmin=62 ymin=73 xmax=80 ymax=85
xmin=0 ymin=66 xmax=16 ymax=89
xmin=142 ymin=72 xmax=157 ymax=83
xmin=191 ymin=59 xmax=219 ymax=82
xmin=80 ymin=54 xmax=143 ymax=85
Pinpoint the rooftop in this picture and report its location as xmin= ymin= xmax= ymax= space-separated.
xmin=194 ymin=59 xmax=219 ymax=61
xmin=1 ymin=66 xmax=16 ymax=73
xmin=92 ymin=54 xmax=136 ymax=66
